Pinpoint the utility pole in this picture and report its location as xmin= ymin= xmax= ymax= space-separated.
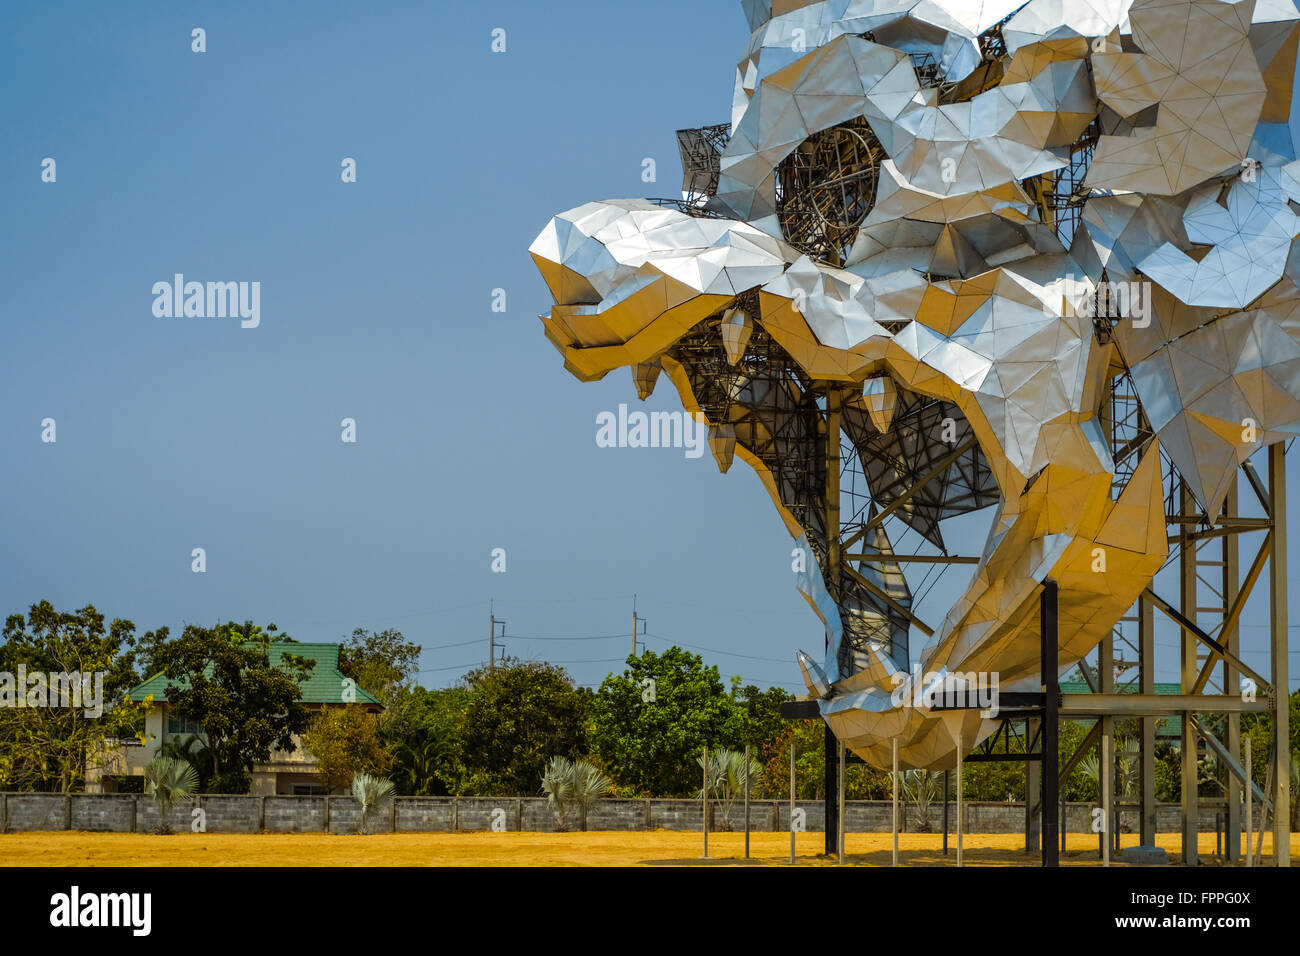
xmin=489 ymin=602 xmax=505 ymax=672
xmin=631 ymin=594 xmax=645 ymax=658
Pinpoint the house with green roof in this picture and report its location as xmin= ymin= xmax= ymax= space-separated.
xmin=92 ymin=642 xmax=381 ymax=796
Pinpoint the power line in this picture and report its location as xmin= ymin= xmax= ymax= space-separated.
xmin=538 ymin=657 xmax=628 ymax=665
xmin=643 ymin=632 xmax=792 ymax=664
xmin=488 ymin=596 xmax=631 ymax=606
xmin=418 ymin=637 xmax=486 ymax=651
xmin=416 ymin=661 xmax=485 ymax=674
xmin=503 ymin=633 xmax=625 ymax=642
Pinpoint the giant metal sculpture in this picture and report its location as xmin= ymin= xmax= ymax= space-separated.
xmin=531 ymin=0 xmax=1294 ymax=862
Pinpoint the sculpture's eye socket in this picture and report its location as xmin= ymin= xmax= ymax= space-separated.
xmin=775 ymin=117 xmax=884 ymax=267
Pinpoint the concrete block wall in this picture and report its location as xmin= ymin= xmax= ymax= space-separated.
xmin=263 ymin=796 xmax=325 ymax=833
xmin=395 ymin=797 xmax=453 ymax=831
xmin=5 ymin=794 xmax=69 ymax=830
xmin=135 ymin=798 xmax=196 ymax=833
xmin=0 ymin=792 xmax=1280 ymax=835
xmin=199 ymin=795 xmax=261 ymax=833
xmin=70 ymin=794 xmax=136 ymax=831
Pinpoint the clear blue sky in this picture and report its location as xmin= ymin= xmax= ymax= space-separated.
xmin=1 ymin=0 xmax=1296 ymax=693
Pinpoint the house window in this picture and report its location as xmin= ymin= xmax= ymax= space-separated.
xmin=292 ymin=784 xmax=327 ymax=796
xmin=167 ymin=712 xmax=203 ymax=735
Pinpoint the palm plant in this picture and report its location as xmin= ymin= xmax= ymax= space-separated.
xmin=696 ymin=749 xmax=761 ymax=831
xmin=352 ymin=772 xmax=396 ymax=834
xmin=541 ymin=756 xmax=611 ymax=831
xmin=901 ymin=769 xmax=942 ymax=832
xmin=1291 ymin=755 xmax=1299 ymax=830
xmin=571 ymin=759 xmax=612 ymax=830
xmin=143 ymin=756 xmax=198 ymax=834
xmin=1078 ymin=753 xmax=1099 ymax=789
xmin=394 ymin=738 xmax=447 ymax=796
xmin=542 ymin=756 xmax=575 ymax=828
xmin=1116 ymin=742 xmax=1140 ymax=799
xmin=158 ymin=734 xmax=211 ymax=791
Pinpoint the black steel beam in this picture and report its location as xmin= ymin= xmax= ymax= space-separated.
xmin=928 ymin=692 xmax=1046 ymax=711
xmin=780 ymin=699 xmax=821 ymax=719
xmin=1041 ymin=580 xmax=1060 ymax=867
xmin=964 ymin=753 xmax=1043 ymax=762
xmin=824 ymin=723 xmax=837 ymax=856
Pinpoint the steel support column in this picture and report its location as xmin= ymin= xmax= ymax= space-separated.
xmin=1139 ymin=594 xmax=1157 ymax=846
xmin=1179 ymin=480 xmax=1199 ymax=865
xmin=1224 ymin=477 xmax=1242 ymax=860
xmin=1042 ymin=580 xmax=1060 ymax=867
xmin=1269 ymin=444 xmax=1291 ymax=867
xmin=1026 ymin=717 xmax=1041 ymax=852
xmin=823 ymin=386 xmax=841 ymax=857
xmin=1100 ymin=629 xmax=1113 ymax=857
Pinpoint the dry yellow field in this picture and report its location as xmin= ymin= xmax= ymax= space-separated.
xmin=2 ymin=830 xmax=1295 ymax=866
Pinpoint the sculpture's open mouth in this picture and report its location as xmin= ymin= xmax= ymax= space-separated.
xmin=531 ymin=0 xmax=1300 ymax=769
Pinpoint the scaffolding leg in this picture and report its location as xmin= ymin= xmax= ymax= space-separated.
xmin=1042 ymin=580 xmax=1060 ymax=867
xmin=1180 ymin=480 xmax=1199 ymax=866
xmin=1224 ymin=477 xmax=1242 ymax=860
xmin=1025 ymin=721 xmax=1039 ymax=853
xmin=1269 ymin=444 xmax=1290 ymax=867
xmin=1137 ymin=593 xmax=1157 ymax=847
xmin=824 ymin=723 xmax=837 ymax=856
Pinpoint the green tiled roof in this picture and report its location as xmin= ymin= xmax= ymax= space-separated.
xmin=128 ymin=641 xmax=381 ymax=706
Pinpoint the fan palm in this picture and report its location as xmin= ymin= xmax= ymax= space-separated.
xmin=143 ymin=756 xmax=198 ymax=834
xmin=696 ymin=749 xmax=761 ymax=831
xmin=158 ymin=734 xmax=211 ymax=790
xmin=352 ymin=772 xmax=396 ymax=834
xmin=1291 ymin=755 xmax=1299 ymax=830
xmin=541 ymin=756 xmax=574 ymax=828
xmin=901 ymin=769 xmax=942 ymax=832
xmin=541 ymin=757 xmax=611 ymax=831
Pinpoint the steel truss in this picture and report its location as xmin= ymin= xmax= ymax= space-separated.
xmin=773 ymin=352 xmax=1291 ymax=865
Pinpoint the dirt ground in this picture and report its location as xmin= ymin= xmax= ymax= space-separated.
xmin=2 ymin=830 xmax=1294 ymax=866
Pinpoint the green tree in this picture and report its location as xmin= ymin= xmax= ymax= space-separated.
xmin=338 ymin=627 xmax=419 ymax=711
xmin=759 ymin=719 xmax=893 ymax=799
xmin=458 ymin=659 xmax=589 ymax=795
xmin=386 ymin=685 xmax=468 ymax=795
xmin=0 ymin=601 xmax=149 ymax=792
xmin=737 ymin=684 xmax=794 ymax=764
xmin=590 ymin=647 xmax=742 ymax=796
xmin=219 ymin=620 xmax=289 ymax=647
xmin=759 ymin=718 xmax=819 ymax=799
xmin=154 ymin=624 xmax=315 ymax=792
xmin=303 ymin=706 xmax=389 ymax=793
